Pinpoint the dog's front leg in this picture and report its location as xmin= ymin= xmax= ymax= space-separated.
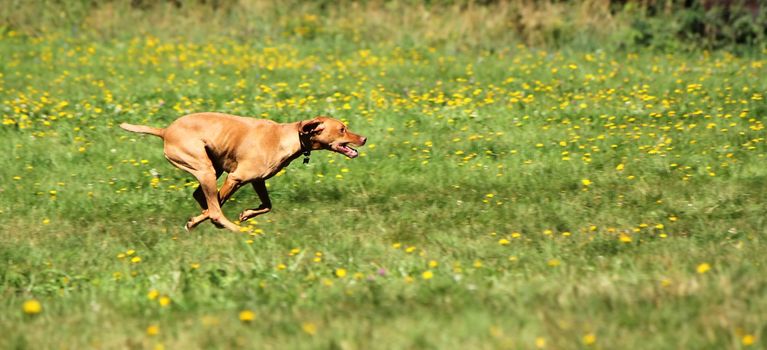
xmin=239 ymin=180 xmax=272 ymax=222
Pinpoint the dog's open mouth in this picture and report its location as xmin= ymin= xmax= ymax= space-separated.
xmin=333 ymin=143 xmax=359 ymax=158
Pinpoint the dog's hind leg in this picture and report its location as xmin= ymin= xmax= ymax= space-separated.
xmin=164 ymin=143 xmax=239 ymax=232
xmin=239 ymin=180 xmax=272 ymax=222
xmin=185 ymin=185 xmax=210 ymax=231
xmin=192 ymin=170 xmax=239 ymax=231
xmin=186 ymin=170 xmax=244 ymax=231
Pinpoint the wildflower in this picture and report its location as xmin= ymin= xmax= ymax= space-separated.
xmin=239 ymin=310 xmax=256 ymax=322
xmin=535 ymin=337 xmax=546 ymax=348
xmin=696 ymin=263 xmax=711 ymax=274
xmin=147 ymin=289 xmax=159 ymax=300
xmin=547 ymin=259 xmax=561 ymax=267
xmin=158 ymin=296 xmax=171 ymax=307
xmin=146 ymin=325 xmax=159 ymax=336
xmin=422 ymin=270 xmax=434 ymax=280
xmin=335 ymin=268 xmax=347 ymax=278
xmin=302 ymin=322 xmax=317 ymax=335
xmin=22 ymin=299 xmax=42 ymax=315
xmin=581 ymin=179 xmax=592 ymax=186
xmin=582 ymin=333 xmax=596 ymax=345
xmin=131 ymin=256 xmax=142 ymax=264
xmin=742 ymin=334 xmax=755 ymax=346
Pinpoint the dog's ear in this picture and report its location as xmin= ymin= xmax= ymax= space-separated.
xmin=300 ymin=119 xmax=325 ymax=135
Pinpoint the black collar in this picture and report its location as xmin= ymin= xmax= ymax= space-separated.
xmin=299 ymin=132 xmax=312 ymax=164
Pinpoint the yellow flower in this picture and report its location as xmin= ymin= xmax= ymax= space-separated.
xmin=335 ymin=268 xmax=347 ymax=278
xmin=131 ymin=256 xmax=142 ymax=263
xmin=535 ymin=337 xmax=546 ymax=348
xmin=147 ymin=289 xmax=159 ymax=300
xmin=239 ymin=310 xmax=256 ymax=322
xmin=146 ymin=325 xmax=159 ymax=336
xmin=422 ymin=270 xmax=434 ymax=280
xmin=742 ymin=334 xmax=755 ymax=346
xmin=428 ymin=260 xmax=438 ymax=268
xmin=301 ymin=322 xmax=317 ymax=335
xmin=22 ymin=299 xmax=42 ymax=314
xmin=581 ymin=179 xmax=592 ymax=186
xmin=498 ymin=238 xmax=510 ymax=245
xmin=582 ymin=333 xmax=596 ymax=345
xmin=158 ymin=296 xmax=171 ymax=307
xmin=547 ymin=259 xmax=561 ymax=267
xmin=696 ymin=263 xmax=711 ymax=274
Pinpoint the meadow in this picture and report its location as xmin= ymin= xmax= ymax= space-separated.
xmin=2 ymin=2 xmax=767 ymax=349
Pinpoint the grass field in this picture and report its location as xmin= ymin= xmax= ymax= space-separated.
xmin=2 ymin=7 xmax=767 ymax=349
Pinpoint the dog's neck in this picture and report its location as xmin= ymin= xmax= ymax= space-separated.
xmin=298 ymin=132 xmax=312 ymax=164
xmin=283 ymin=121 xmax=315 ymax=166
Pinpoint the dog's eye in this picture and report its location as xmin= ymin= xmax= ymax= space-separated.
xmin=340 ymin=127 xmax=346 ymax=134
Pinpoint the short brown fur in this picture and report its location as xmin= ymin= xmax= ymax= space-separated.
xmin=120 ymin=112 xmax=367 ymax=231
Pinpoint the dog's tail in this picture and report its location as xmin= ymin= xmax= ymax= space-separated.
xmin=119 ymin=123 xmax=165 ymax=138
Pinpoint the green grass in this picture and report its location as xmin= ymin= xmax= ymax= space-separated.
xmin=1 ymin=24 xmax=766 ymax=349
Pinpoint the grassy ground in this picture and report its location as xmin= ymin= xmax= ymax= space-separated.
xmin=1 ymin=20 xmax=766 ymax=349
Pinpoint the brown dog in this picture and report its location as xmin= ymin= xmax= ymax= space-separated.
xmin=120 ymin=113 xmax=367 ymax=231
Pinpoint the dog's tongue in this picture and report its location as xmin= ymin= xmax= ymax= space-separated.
xmin=342 ymin=146 xmax=358 ymax=158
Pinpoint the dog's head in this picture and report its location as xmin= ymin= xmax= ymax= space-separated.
xmin=299 ymin=116 xmax=367 ymax=158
